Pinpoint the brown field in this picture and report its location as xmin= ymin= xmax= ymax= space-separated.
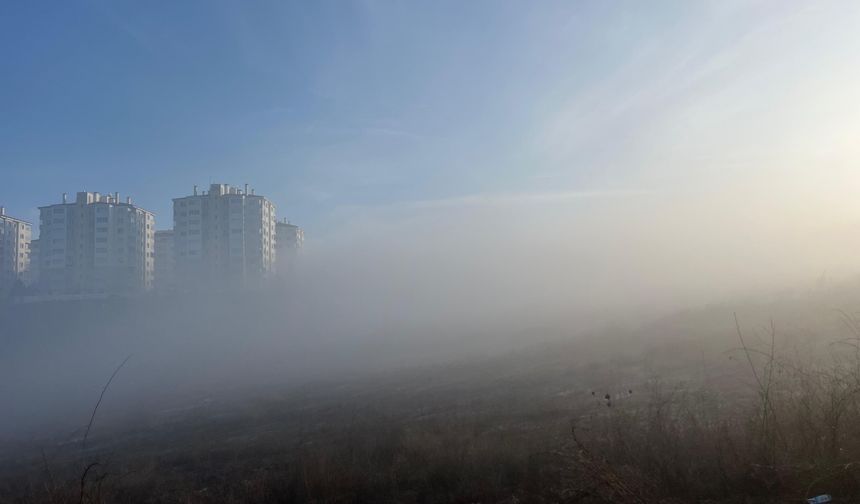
xmin=3 ymin=296 xmax=860 ymax=503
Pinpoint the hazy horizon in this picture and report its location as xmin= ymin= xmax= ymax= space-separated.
xmin=4 ymin=4 xmax=860 ymax=501
xmin=5 ymin=1 xmax=860 ymax=311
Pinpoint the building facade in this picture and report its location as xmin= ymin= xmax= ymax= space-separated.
xmin=173 ymin=184 xmax=276 ymax=289
xmin=38 ymin=192 xmax=155 ymax=295
xmin=154 ymin=230 xmax=175 ymax=292
xmin=0 ymin=207 xmax=32 ymax=295
xmin=275 ymin=219 xmax=303 ymax=276
xmin=26 ymin=238 xmax=39 ymax=287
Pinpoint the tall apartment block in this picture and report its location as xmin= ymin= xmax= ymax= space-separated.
xmin=173 ymin=184 xmax=276 ymax=289
xmin=154 ymin=230 xmax=175 ymax=291
xmin=0 ymin=207 xmax=32 ymax=294
xmin=275 ymin=219 xmax=303 ymax=276
xmin=38 ymin=192 xmax=155 ymax=295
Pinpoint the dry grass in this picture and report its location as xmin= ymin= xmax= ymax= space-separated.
xmin=6 ymin=312 xmax=860 ymax=502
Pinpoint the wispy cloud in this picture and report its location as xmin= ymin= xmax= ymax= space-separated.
xmin=529 ymin=1 xmax=820 ymax=175
xmin=328 ymin=189 xmax=652 ymax=215
xmin=405 ymin=189 xmax=651 ymax=209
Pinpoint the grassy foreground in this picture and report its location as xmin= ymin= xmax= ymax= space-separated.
xmin=4 ymin=306 xmax=860 ymax=503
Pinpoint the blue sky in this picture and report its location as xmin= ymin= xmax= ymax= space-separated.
xmin=2 ymin=1 xmax=860 ymax=234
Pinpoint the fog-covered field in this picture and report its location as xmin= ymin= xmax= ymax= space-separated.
xmin=4 ymin=278 xmax=860 ymax=502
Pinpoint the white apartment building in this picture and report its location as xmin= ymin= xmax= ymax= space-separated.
xmin=0 ymin=207 xmax=32 ymax=294
xmin=173 ymin=184 xmax=276 ymax=289
xmin=154 ymin=230 xmax=175 ymax=292
xmin=38 ymin=192 xmax=155 ymax=295
xmin=275 ymin=219 xmax=303 ymax=276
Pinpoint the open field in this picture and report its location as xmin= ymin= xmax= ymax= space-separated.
xmin=5 ymin=287 xmax=860 ymax=503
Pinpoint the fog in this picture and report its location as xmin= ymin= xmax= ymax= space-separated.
xmin=9 ymin=2 xmax=860 ymax=501
xmin=3 ymin=171 xmax=860 ymax=441
xmin=6 ymin=4 xmax=860 ymax=445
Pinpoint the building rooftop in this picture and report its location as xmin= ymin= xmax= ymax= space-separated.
xmin=0 ymin=207 xmax=31 ymax=225
xmin=173 ymin=183 xmax=265 ymax=200
xmin=38 ymin=192 xmax=153 ymax=214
